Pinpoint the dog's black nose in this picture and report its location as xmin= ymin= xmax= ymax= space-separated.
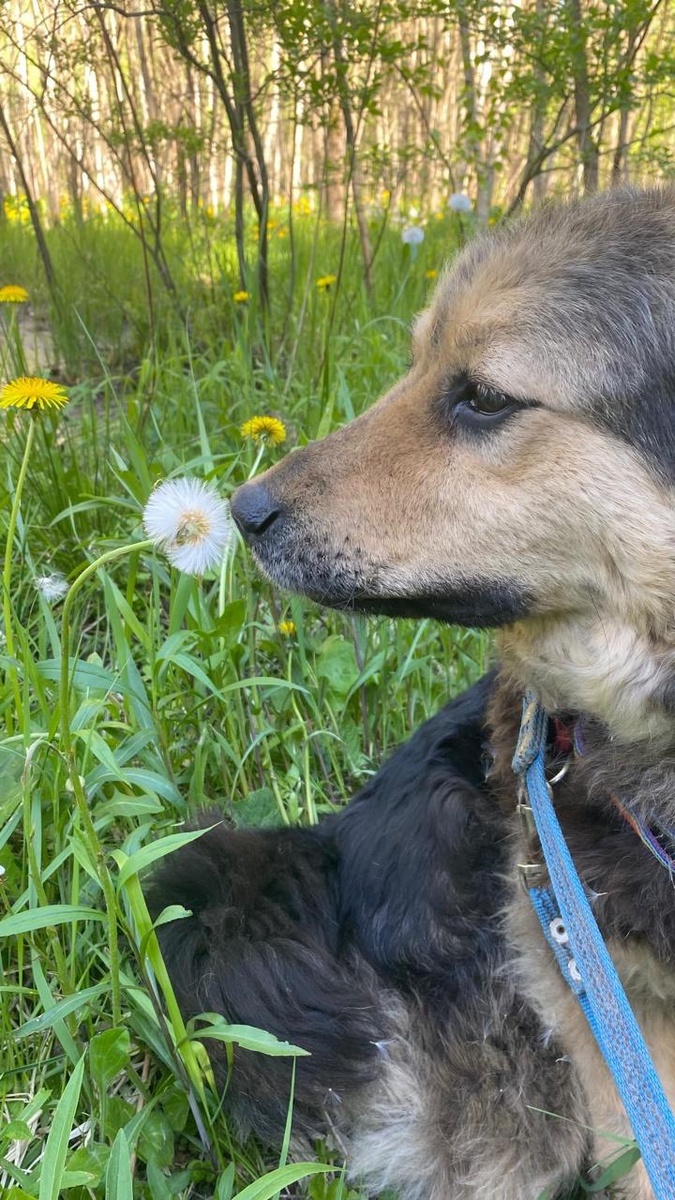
xmin=230 ymin=481 xmax=283 ymax=540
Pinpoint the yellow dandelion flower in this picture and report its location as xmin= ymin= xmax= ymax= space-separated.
xmin=294 ymin=196 xmax=312 ymax=216
xmin=277 ymin=227 xmax=288 ymax=238
xmin=0 ymin=376 xmax=68 ymax=412
xmin=278 ymin=620 xmax=296 ymax=636
xmin=0 ymin=285 xmax=28 ymax=304
xmin=233 ymin=290 xmax=250 ymax=303
xmin=425 ymin=269 xmax=438 ymax=280
xmin=316 ymin=274 xmax=337 ymax=291
xmin=240 ymin=415 xmax=287 ymax=446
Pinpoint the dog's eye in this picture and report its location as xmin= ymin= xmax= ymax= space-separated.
xmin=468 ymin=388 xmax=509 ymax=417
xmin=439 ymin=373 xmax=529 ymax=432
xmin=453 ymin=380 xmax=520 ymax=426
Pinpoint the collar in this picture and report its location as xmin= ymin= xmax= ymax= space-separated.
xmin=543 ymin=711 xmax=675 ymax=875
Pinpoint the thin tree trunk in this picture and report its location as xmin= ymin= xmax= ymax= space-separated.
xmin=226 ymin=0 xmax=269 ymax=307
xmin=457 ymin=1 xmax=489 ymax=221
xmin=566 ymin=0 xmax=599 ymax=193
xmin=0 ymin=100 xmax=57 ymax=302
xmin=326 ymin=0 xmax=373 ymax=292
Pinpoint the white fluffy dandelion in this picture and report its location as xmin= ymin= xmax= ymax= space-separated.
xmin=401 ymin=225 xmax=425 ymax=246
xmin=143 ymin=478 xmax=233 ymax=576
xmin=34 ymin=572 xmax=68 ymax=602
xmin=448 ymin=193 xmax=472 ymax=213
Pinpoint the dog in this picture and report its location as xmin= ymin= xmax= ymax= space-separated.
xmin=150 ymin=187 xmax=675 ymax=1198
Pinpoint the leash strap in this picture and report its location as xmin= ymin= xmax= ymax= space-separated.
xmin=513 ymin=690 xmax=675 ymax=1196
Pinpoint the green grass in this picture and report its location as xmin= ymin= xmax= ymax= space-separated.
xmin=0 ymin=202 xmax=632 ymax=1198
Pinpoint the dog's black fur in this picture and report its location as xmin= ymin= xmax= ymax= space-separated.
xmin=149 ymin=675 xmax=497 ymax=1135
xmin=149 ymin=673 xmax=586 ymax=1194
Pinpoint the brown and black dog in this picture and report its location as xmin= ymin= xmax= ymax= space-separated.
xmin=151 ymin=188 xmax=675 ymax=1198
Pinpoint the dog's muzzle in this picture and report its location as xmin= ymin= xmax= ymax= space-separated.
xmin=230 ymin=480 xmax=533 ymax=629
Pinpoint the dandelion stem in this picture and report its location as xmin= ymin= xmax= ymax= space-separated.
xmin=0 ymin=308 xmax=27 ymax=376
xmin=247 ymin=442 xmax=266 ymax=479
xmin=3 ymin=414 xmax=36 ymax=735
xmin=59 ymin=537 xmax=154 ymax=1027
xmin=21 ymin=744 xmax=72 ymax=987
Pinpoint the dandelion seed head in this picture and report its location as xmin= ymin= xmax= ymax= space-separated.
xmin=240 ymin=415 xmax=287 ymax=445
xmin=401 ymin=225 xmax=425 ymax=246
xmin=448 ymin=193 xmax=473 ymax=213
xmin=0 ymin=376 xmax=68 ymax=412
xmin=143 ymin=477 xmax=233 ymax=576
xmin=34 ymin=572 xmax=68 ymax=603
xmin=0 ymin=285 xmax=28 ymax=304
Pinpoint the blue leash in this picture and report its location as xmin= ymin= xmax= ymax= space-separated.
xmin=513 ymin=690 xmax=675 ymax=1197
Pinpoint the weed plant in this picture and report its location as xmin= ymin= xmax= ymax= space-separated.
xmin=0 ymin=203 xmax=631 ymax=1198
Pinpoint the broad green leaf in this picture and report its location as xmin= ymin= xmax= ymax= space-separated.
xmin=105 ymin=1129 xmax=133 ymax=1200
xmin=31 ymin=954 xmax=82 ymax=1069
xmin=61 ymin=1170 xmax=101 ymax=1188
xmin=111 ymin=768 xmax=181 ymax=804
xmin=90 ymin=1028 xmax=131 ymax=1094
xmin=37 ymin=657 xmax=118 ymax=693
xmin=38 ymin=1054 xmax=85 ymax=1200
xmin=2 ymin=1120 xmax=34 ymax=1142
xmin=85 ymin=766 xmax=181 ymax=804
xmin=153 ymin=904 xmax=192 ymax=928
xmin=101 ymin=573 xmax=150 ymax=649
xmin=95 ymin=790 xmax=165 ymax=820
xmin=155 ymin=631 xmax=194 ymax=663
xmin=65 ymin=1144 xmax=109 ymax=1189
xmin=232 ymin=788 xmax=283 ymax=829
xmin=137 ymin=1109 xmax=174 ymax=1168
xmin=189 ymin=1014 xmax=309 ymax=1057
xmin=146 ymin=1161 xmax=173 ymax=1200
xmin=316 ymin=636 xmax=359 ymax=696
xmin=113 ymin=825 xmax=217 ymax=887
xmin=14 ymin=983 xmax=107 ymax=1039
xmin=0 ymin=905 xmax=104 ymax=937
xmin=216 ymin=1163 xmax=236 ymax=1200
xmin=233 ymin=1163 xmax=331 ymax=1200
xmin=581 ymin=1145 xmax=641 ymax=1191
xmin=74 ymin=728 xmax=123 ymax=776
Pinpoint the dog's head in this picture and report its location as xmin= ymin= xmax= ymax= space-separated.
xmin=232 ymin=189 xmax=675 ymax=738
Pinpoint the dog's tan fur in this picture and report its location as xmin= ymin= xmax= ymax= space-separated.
xmin=231 ymin=188 xmax=675 ymax=1197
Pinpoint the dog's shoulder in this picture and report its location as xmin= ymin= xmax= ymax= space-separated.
xmin=333 ymin=672 xmax=506 ymax=987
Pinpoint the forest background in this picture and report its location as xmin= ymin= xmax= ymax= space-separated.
xmin=0 ymin=2 xmax=672 ymax=1199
